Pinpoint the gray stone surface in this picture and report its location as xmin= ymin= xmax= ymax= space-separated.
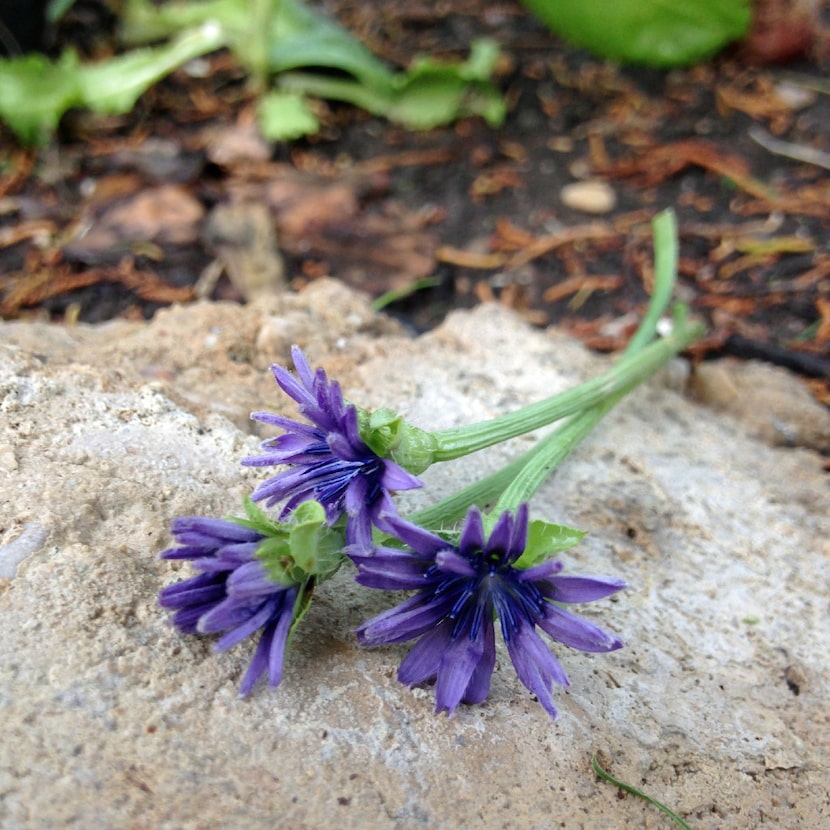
xmin=1 ymin=280 xmax=828 ymax=829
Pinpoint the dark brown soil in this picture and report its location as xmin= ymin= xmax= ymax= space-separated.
xmin=2 ymin=1 xmax=829 ymax=397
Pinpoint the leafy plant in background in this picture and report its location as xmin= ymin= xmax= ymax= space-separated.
xmin=518 ymin=0 xmax=752 ymax=67
xmin=0 ymin=0 xmax=505 ymax=146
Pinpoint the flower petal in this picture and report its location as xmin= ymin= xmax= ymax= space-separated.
xmin=356 ymin=592 xmax=455 ymax=645
xmin=435 ymin=549 xmax=476 ymax=578
xmin=544 ymin=574 xmax=626 ymax=603
xmin=380 ymin=461 xmax=423 ymax=493
xmin=506 ymin=621 xmax=569 ymax=718
xmin=351 ymin=546 xmax=434 ymax=590
xmin=227 ymin=561 xmax=287 ymax=599
xmin=461 ymin=619 xmax=496 ymax=705
xmin=210 ymin=597 xmax=279 ymax=650
xmin=434 ymin=624 xmax=489 ymax=715
xmin=538 ymin=603 xmax=624 ymax=653
xmin=459 ymin=507 xmax=485 ymax=553
xmin=397 ymin=620 xmax=452 ymax=686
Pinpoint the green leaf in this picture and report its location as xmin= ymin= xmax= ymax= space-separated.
xmin=385 ymin=38 xmax=505 ymax=129
xmin=0 ymin=52 xmax=84 ymax=146
xmin=257 ymin=90 xmax=319 ymax=141
xmin=121 ymin=0 xmax=396 ymax=91
xmin=288 ymin=501 xmax=344 ymax=581
xmin=0 ymin=23 xmax=224 ymax=146
xmin=514 ymin=519 xmax=587 ymax=569
xmin=280 ymin=37 xmax=504 ymax=131
xmin=47 ymin=0 xmax=77 ymax=23
xmin=80 ymin=23 xmax=225 ymax=115
xmin=519 ymin=0 xmax=751 ymax=67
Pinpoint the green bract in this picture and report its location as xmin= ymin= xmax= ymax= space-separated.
xmin=234 ymin=499 xmax=344 ymax=585
xmin=357 ymin=408 xmax=439 ymax=476
xmin=519 ymin=0 xmax=751 ymax=67
xmin=514 ymin=520 xmax=587 ymax=569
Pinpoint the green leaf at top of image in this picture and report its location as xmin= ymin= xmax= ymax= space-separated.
xmin=121 ymin=0 xmax=396 ymax=91
xmin=123 ymin=0 xmax=504 ymax=131
xmin=47 ymin=0 xmax=78 ymax=23
xmin=278 ymin=38 xmax=506 ymax=131
xmin=519 ymin=0 xmax=751 ymax=68
xmin=0 ymin=23 xmax=225 ymax=146
xmin=80 ymin=23 xmax=225 ymax=114
xmin=0 ymin=51 xmax=84 ymax=145
xmin=257 ymin=90 xmax=320 ymax=141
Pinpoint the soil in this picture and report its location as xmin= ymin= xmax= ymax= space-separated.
xmin=1 ymin=1 xmax=829 ymax=400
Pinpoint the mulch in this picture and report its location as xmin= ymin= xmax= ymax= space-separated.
xmin=1 ymin=0 xmax=829 ymax=407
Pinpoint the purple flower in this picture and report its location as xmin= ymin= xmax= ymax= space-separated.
xmin=159 ymin=516 xmax=301 ymax=696
xmin=353 ymin=504 xmax=625 ymax=717
xmin=242 ymin=346 xmax=422 ymax=548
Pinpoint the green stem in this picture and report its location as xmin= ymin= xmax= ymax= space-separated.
xmin=591 ymin=754 xmax=692 ymax=830
xmin=431 ymin=319 xmax=698 ymax=463
xmin=493 ymin=395 xmax=621 ymax=515
xmin=623 ymin=209 xmax=678 ymax=357
xmin=400 ymin=208 xmax=699 ymax=531
xmin=492 ymin=322 xmax=701 ymax=514
xmin=430 ymin=211 xmax=682 ymax=463
xmin=411 ymin=319 xmax=701 ymax=529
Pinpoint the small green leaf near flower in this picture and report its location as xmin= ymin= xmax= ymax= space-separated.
xmin=514 ymin=519 xmax=587 ymax=569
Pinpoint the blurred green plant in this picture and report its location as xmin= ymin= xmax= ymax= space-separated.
xmin=0 ymin=0 xmax=505 ymax=146
xmin=519 ymin=0 xmax=751 ymax=67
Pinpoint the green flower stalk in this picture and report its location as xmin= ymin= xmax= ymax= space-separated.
xmin=360 ymin=209 xmax=700 ymax=474
xmin=243 ymin=210 xmax=701 ymax=548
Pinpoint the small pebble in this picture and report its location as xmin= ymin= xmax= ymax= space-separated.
xmin=560 ymin=180 xmax=617 ymax=214
xmin=0 ymin=444 xmax=18 ymax=472
xmin=774 ymin=82 xmax=816 ymax=111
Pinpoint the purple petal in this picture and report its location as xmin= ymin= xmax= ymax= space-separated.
xmin=351 ymin=547 xmax=433 ymax=590
xmin=227 ymin=561 xmax=287 ymax=599
xmin=344 ymin=470 xmax=370 ymax=517
xmin=246 ymin=411 xmax=317 ymax=435
xmin=356 ymin=593 xmax=454 ymax=645
xmin=508 ymin=503 xmax=529 ymax=559
xmin=544 ymin=574 xmax=626 ymax=603
xmin=237 ymin=586 xmax=297 ymax=696
xmin=397 ymin=619 xmax=452 ymax=686
xmin=169 ymin=516 xmax=260 ymax=543
xmin=435 ymin=549 xmax=476 ymax=578
xmin=169 ymin=605 xmax=209 ymax=634
xmin=290 ymin=345 xmax=315 ymax=388
xmin=506 ymin=622 xmax=569 ymax=718
xmin=459 ymin=507 xmax=485 ymax=553
xmin=434 ymin=624 xmax=489 ymax=715
xmin=266 ymin=593 xmax=296 ymax=686
xmin=238 ymin=624 xmax=271 ymax=696
xmin=209 ymin=598 xmax=279 ymax=650
xmin=517 ymin=559 xmax=564 ymax=582
xmin=380 ymin=461 xmax=423 ymax=493
xmin=486 ymin=509 xmax=515 ymax=561
xmin=271 ymin=359 xmax=312 ymax=406
xmin=461 ymin=620 xmax=496 ymax=705
xmin=159 ymin=575 xmax=226 ymax=609
xmin=538 ymin=603 xmax=623 ymax=653
xmin=383 ymin=515 xmax=455 ymax=559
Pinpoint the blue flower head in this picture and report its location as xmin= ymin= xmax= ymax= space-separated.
xmin=242 ymin=346 xmax=423 ymax=548
xmin=159 ymin=501 xmax=343 ymax=696
xmin=353 ymin=504 xmax=625 ymax=717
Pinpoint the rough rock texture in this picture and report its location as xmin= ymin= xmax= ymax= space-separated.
xmin=1 ymin=280 xmax=828 ymax=829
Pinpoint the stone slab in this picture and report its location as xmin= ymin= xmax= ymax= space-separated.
xmin=1 ymin=280 xmax=828 ymax=828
